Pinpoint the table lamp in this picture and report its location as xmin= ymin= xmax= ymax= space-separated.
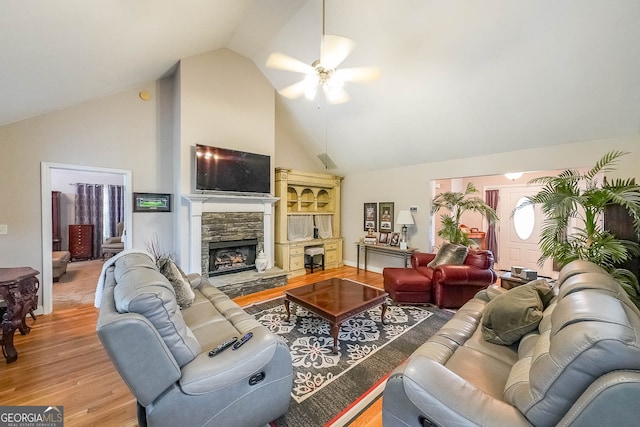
xmin=396 ymin=209 xmax=414 ymax=250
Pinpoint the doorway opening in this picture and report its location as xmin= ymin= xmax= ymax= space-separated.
xmin=430 ymin=169 xmax=573 ymax=281
xmin=41 ymin=162 xmax=132 ymax=314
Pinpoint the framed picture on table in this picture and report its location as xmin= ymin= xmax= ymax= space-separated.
xmin=389 ymin=232 xmax=400 ymax=247
xmin=378 ymin=202 xmax=394 ymax=232
xmin=379 ymin=232 xmax=389 ymax=244
xmin=364 ymin=202 xmax=377 ymax=231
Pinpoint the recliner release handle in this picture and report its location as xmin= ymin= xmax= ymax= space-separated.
xmin=249 ymin=372 xmax=265 ymax=386
xmin=419 ymin=415 xmax=438 ymax=427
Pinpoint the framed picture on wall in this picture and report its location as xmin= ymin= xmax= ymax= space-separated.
xmin=133 ymin=192 xmax=172 ymax=212
xmin=389 ymin=232 xmax=400 ymax=247
xmin=378 ymin=202 xmax=394 ymax=232
xmin=364 ymin=202 xmax=377 ymax=231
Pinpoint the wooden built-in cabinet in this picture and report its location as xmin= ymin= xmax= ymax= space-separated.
xmin=275 ymin=168 xmax=343 ymax=278
xmin=69 ymin=224 xmax=93 ymax=260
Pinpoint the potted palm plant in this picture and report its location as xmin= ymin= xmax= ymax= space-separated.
xmin=431 ymin=182 xmax=499 ymax=247
xmin=523 ymin=150 xmax=640 ymax=306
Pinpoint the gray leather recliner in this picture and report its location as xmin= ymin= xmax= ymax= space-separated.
xmin=382 ymin=260 xmax=640 ymax=426
xmin=96 ymin=253 xmax=293 ymax=427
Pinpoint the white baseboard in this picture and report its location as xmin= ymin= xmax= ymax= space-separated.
xmin=342 ymin=260 xmax=384 ymax=274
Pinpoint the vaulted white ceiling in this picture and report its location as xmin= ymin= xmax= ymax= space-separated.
xmin=2 ymin=0 xmax=639 ymax=173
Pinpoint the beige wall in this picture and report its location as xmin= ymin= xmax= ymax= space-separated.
xmin=0 ymin=47 xmax=283 ymax=313
xmin=175 ymin=48 xmax=277 ymax=267
xmin=0 ymin=79 xmax=175 ymax=275
xmin=342 ymin=135 xmax=640 ymax=273
xmin=178 ymin=48 xmax=276 ymax=195
xmin=274 ymin=98 xmax=326 ymax=173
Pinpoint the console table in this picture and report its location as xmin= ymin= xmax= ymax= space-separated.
xmin=355 ymin=243 xmax=417 ymax=272
xmin=0 ymin=267 xmax=39 ymax=363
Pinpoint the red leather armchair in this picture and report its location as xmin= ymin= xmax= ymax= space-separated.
xmin=383 ymin=249 xmax=497 ymax=308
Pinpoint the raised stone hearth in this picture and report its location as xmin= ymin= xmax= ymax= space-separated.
xmin=211 ymin=268 xmax=287 ymax=299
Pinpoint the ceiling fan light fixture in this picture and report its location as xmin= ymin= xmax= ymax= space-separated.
xmin=325 ymin=72 xmax=344 ymax=90
xmin=301 ymin=60 xmax=347 ymax=102
xmin=265 ymin=1 xmax=379 ymax=104
xmin=304 ymin=75 xmax=319 ymax=100
xmin=323 ymin=77 xmax=348 ymax=104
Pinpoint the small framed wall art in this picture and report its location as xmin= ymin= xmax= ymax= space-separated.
xmin=133 ymin=192 xmax=172 ymax=212
xmin=378 ymin=202 xmax=394 ymax=232
xmin=364 ymin=202 xmax=377 ymax=231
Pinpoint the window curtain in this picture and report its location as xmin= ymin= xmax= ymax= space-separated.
xmin=288 ymin=215 xmax=314 ymax=241
xmin=485 ymin=189 xmax=499 ymax=260
xmin=314 ymin=215 xmax=333 ymax=239
xmin=107 ymin=184 xmax=124 ymax=238
xmin=75 ymin=183 xmax=104 ymax=259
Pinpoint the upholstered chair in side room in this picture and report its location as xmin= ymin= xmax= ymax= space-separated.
xmin=101 ymin=222 xmax=125 ymax=258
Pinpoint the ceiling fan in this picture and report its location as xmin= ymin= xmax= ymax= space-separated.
xmin=266 ymin=0 xmax=380 ymax=104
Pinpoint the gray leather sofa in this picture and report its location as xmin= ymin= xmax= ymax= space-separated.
xmin=382 ymin=260 xmax=640 ymax=426
xmin=96 ymin=253 xmax=293 ymax=427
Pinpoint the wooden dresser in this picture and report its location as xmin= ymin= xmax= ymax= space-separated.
xmin=69 ymin=224 xmax=93 ymax=260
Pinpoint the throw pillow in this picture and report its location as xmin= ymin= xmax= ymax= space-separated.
xmin=157 ymin=257 xmax=196 ymax=309
xmin=481 ymin=280 xmax=553 ymax=345
xmin=427 ymin=242 xmax=469 ymax=268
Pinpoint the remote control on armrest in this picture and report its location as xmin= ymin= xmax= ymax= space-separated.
xmin=209 ymin=337 xmax=238 ymax=357
xmin=232 ymin=332 xmax=253 ymax=350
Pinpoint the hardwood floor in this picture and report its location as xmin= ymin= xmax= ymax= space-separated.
xmin=0 ymin=263 xmax=385 ymax=426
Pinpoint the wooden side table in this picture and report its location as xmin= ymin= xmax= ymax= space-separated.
xmin=0 ymin=267 xmax=39 ymax=363
xmin=499 ymin=272 xmax=532 ymax=290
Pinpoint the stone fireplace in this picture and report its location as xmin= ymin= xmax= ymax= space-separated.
xmin=201 ymin=210 xmax=263 ymax=276
xmin=182 ymin=193 xmax=286 ymax=297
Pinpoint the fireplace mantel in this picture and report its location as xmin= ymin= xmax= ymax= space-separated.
xmin=182 ymin=193 xmax=279 ymax=275
xmin=183 ymin=193 xmax=279 ymax=205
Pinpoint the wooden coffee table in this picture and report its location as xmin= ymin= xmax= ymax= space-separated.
xmin=284 ymin=278 xmax=388 ymax=354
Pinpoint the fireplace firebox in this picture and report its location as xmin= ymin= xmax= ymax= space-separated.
xmin=209 ymin=239 xmax=258 ymax=276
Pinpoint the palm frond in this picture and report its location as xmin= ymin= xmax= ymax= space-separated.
xmin=611 ymin=268 xmax=640 ymax=307
xmin=584 ymin=150 xmax=628 ymax=180
xmin=432 ymin=181 xmax=498 ymax=246
xmin=525 ymin=150 xmax=640 ymax=308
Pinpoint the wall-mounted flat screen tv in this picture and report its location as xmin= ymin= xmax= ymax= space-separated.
xmin=195 ymin=144 xmax=271 ymax=194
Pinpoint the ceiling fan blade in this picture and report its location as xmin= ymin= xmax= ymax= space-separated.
xmin=266 ymin=52 xmax=314 ymax=74
xmin=321 ymin=35 xmax=355 ymax=69
xmin=335 ymin=67 xmax=381 ymax=83
xmin=323 ymin=85 xmax=350 ymax=104
xmin=279 ymin=79 xmax=308 ymax=99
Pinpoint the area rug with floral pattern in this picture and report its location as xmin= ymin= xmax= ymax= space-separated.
xmin=244 ymin=280 xmax=453 ymax=427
